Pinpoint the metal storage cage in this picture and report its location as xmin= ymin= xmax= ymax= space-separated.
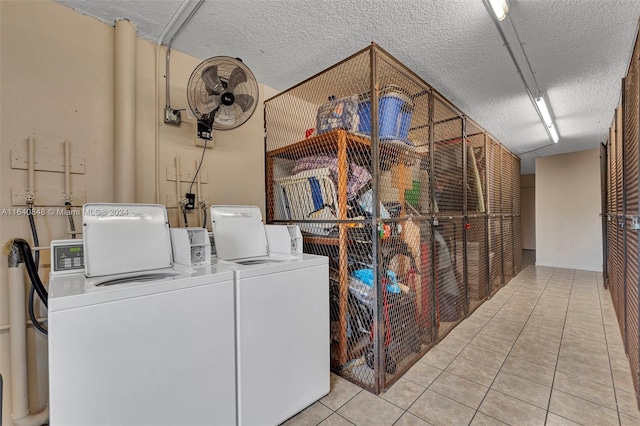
xmin=488 ymin=137 xmax=504 ymax=295
xmin=603 ymin=24 xmax=640 ymax=408
xmin=264 ymin=43 xmax=521 ymax=393
xmin=501 ymin=147 xmax=514 ymax=284
xmin=513 ymin=155 xmax=522 ymax=273
xmin=466 ymin=121 xmax=490 ymax=314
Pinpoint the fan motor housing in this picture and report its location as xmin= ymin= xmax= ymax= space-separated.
xmin=221 ymin=92 xmax=235 ymax=106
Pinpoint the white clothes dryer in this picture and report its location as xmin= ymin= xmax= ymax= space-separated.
xmin=210 ymin=206 xmax=329 ymax=426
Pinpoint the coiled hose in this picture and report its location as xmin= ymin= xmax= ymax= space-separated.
xmin=202 ymin=205 xmax=207 ymax=229
xmin=66 ymin=202 xmax=76 ymax=239
xmin=14 ymin=236 xmax=48 ymax=336
xmin=12 ymin=238 xmax=48 ymax=308
xmin=27 ymin=209 xmax=48 ymax=334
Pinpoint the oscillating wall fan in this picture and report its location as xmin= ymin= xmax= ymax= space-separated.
xmin=187 ymin=56 xmax=259 ymax=140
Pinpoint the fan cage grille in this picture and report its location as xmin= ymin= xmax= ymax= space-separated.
xmin=186 ymin=56 xmax=259 ymax=131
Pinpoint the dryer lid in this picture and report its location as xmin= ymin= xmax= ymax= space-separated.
xmin=210 ymin=205 xmax=269 ymax=260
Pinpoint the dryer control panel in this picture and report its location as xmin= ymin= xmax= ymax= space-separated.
xmin=50 ymin=239 xmax=84 ymax=276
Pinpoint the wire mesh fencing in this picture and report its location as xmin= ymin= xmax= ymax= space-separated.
xmin=265 ymin=43 xmax=521 ymax=394
xmin=465 ymin=215 xmax=489 ymax=314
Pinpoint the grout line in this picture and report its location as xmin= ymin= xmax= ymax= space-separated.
xmin=488 ymin=268 xmax=564 ymax=424
xmin=546 ymin=411 xmax=588 ymax=426
xmin=543 ymin=269 xmax=577 ymax=425
xmin=321 ymin=411 xmax=356 ymax=425
xmin=403 ymin=269 xmax=533 ymax=423
xmin=547 ymin=278 xmax=621 ymax=410
xmin=320 ymin=383 xmax=363 ymax=414
xmin=464 ymin=266 xmax=558 ymax=424
xmin=313 ymin=403 xmax=334 ymax=425
xmin=324 ymin=266 xmax=564 ymax=426
xmin=390 ymin=266 xmax=541 ymax=425
xmin=597 ymin=271 xmax=623 ymax=426
xmin=482 ymin=269 xmax=559 ymax=422
xmin=550 ymin=386 xmax=619 ymax=415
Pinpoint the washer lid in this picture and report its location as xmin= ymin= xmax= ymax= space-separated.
xmin=48 ymin=263 xmax=235 ymax=311
xmin=210 ymin=205 xmax=269 ymax=260
xmin=83 ymin=203 xmax=173 ymax=277
xmin=211 ymin=253 xmax=328 ymax=279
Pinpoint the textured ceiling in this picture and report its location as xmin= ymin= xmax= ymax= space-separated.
xmin=56 ymin=0 xmax=640 ymax=173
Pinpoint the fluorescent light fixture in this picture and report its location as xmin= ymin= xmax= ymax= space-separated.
xmin=488 ymin=0 xmax=509 ymax=21
xmin=535 ymin=94 xmax=559 ymax=143
xmin=548 ymin=123 xmax=559 ymax=143
xmin=535 ymin=95 xmax=553 ymax=126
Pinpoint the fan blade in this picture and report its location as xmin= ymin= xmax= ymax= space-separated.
xmin=227 ymin=66 xmax=247 ymax=92
xmin=203 ymin=94 xmax=221 ymax=112
xmin=201 ymin=65 xmax=223 ymax=93
xmin=215 ymin=106 xmax=235 ymax=126
xmin=195 ymin=92 xmax=220 ymax=114
xmin=235 ymin=94 xmax=255 ymax=112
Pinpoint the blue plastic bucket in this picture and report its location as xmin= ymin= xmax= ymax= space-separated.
xmin=358 ymin=87 xmax=413 ymax=141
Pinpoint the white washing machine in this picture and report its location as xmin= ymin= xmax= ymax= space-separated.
xmin=48 ymin=204 xmax=237 ymax=426
xmin=210 ymin=205 xmax=329 ymax=426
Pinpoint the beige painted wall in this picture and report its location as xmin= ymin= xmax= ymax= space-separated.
xmin=521 ymin=174 xmax=535 ymax=250
xmin=536 ymin=149 xmax=603 ymax=271
xmin=0 ymin=1 xmax=269 ymax=420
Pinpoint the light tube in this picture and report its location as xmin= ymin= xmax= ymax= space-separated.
xmin=535 ymin=95 xmax=553 ymax=127
xmin=488 ymin=0 xmax=509 ymax=21
xmin=549 ymin=124 xmax=559 ymax=143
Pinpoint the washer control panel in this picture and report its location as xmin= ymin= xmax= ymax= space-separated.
xmin=50 ymin=239 xmax=84 ymax=275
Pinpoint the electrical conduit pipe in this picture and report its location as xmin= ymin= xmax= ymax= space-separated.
xmin=6 ymin=247 xmax=48 ymax=426
xmin=114 ymin=19 xmax=137 ymax=203
xmin=26 ymin=137 xmax=35 ymax=203
xmin=155 ymin=0 xmax=205 ymax=203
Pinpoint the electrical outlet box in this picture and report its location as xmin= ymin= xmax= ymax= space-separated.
xmin=185 ymin=193 xmax=195 ymax=210
xmin=164 ymin=107 xmax=182 ymax=126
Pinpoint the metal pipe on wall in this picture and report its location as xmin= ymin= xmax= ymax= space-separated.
xmin=7 ymin=256 xmax=49 ymax=426
xmin=165 ymin=0 xmax=205 ymax=112
xmin=155 ymin=0 xmax=192 ymax=203
xmin=154 ymin=0 xmax=205 ymax=203
xmin=196 ymin=161 xmax=202 ymax=227
xmin=26 ymin=137 xmax=35 ymax=202
xmin=64 ymin=140 xmax=71 ymax=199
xmin=176 ymin=156 xmax=182 ymax=209
xmin=114 ymin=19 xmax=137 ymax=203
xmin=7 ymin=265 xmax=28 ymax=422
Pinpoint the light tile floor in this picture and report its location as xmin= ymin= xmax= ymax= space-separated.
xmin=283 ymin=265 xmax=640 ymax=425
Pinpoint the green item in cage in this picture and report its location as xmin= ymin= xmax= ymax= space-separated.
xmin=405 ymin=181 xmax=421 ymax=206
